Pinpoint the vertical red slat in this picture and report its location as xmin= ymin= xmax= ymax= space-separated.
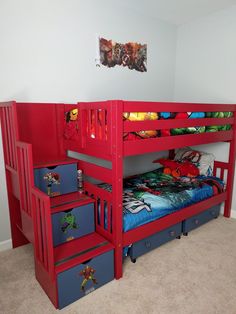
xmin=94 ymin=197 xmax=98 ymax=227
xmin=36 ymin=198 xmax=43 ymax=262
xmin=3 ymin=107 xmax=10 ymax=165
xmin=9 ymin=107 xmax=17 ymax=169
xmin=41 ymin=201 xmax=48 ymax=270
xmin=220 ymin=168 xmax=224 ymax=181
xmin=95 ymin=110 xmax=99 ymax=139
xmin=224 ymin=110 xmax=236 ymax=217
xmin=23 ymin=148 xmax=31 ymax=215
xmin=88 ymin=110 xmax=92 ymax=138
xmin=213 ymin=166 xmax=216 ymax=177
xmin=106 ymin=201 xmax=111 ymax=233
xmin=101 ymin=110 xmax=106 ymax=139
xmin=4 ymin=108 xmax=12 ymax=166
xmin=19 ymin=147 xmax=27 ymax=212
xmin=100 ymin=199 xmax=105 ymax=229
xmin=1 ymin=108 xmax=9 ymax=165
xmin=16 ymin=142 xmax=34 ymax=216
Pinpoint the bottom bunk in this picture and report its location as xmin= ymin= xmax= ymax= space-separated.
xmin=82 ymin=148 xmax=229 ymax=277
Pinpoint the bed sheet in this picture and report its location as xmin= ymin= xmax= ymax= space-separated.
xmin=99 ymin=168 xmax=224 ymax=232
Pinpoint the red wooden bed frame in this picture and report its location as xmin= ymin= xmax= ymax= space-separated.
xmin=0 ymin=100 xmax=235 ymax=308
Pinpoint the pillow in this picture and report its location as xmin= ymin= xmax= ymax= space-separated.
xmin=174 ymin=147 xmax=215 ymax=176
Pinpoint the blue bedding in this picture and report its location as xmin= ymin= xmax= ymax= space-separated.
xmin=122 ymin=169 xmax=223 ymax=232
xmin=99 ymin=168 xmax=224 ymax=232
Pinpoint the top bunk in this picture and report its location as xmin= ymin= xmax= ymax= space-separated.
xmin=65 ymin=100 xmax=236 ymax=160
xmin=1 ymin=100 xmax=236 ymax=165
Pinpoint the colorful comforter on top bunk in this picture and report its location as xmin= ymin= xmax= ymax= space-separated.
xmin=123 ymin=111 xmax=232 ymax=140
xmin=100 ymin=168 xmax=224 ymax=232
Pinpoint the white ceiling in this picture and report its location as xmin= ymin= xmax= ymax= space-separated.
xmin=118 ymin=0 xmax=236 ymax=25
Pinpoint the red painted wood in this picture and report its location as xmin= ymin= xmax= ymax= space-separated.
xmin=33 ymin=157 xmax=78 ymax=169
xmin=50 ymin=192 xmax=94 ymax=214
xmin=16 ymin=103 xmax=66 ymax=163
xmin=32 ymin=187 xmax=54 ymax=280
xmin=123 ymin=193 xmax=227 ymax=246
xmin=79 ymin=160 xmax=112 ymax=184
xmin=5 ymin=168 xmax=29 ymax=248
xmin=0 ymin=103 xmax=18 ymax=169
xmin=110 ymin=100 xmax=124 ymax=279
xmin=35 ymin=260 xmax=58 ymax=308
xmin=16 ymin=142 xmax=34 ymax=216
xmin=124 ymin=117 xmax=234 ymax=132
xmin=123 ymin=101 xmax=236 ymax=113
xmin=54 ymin=232 xmax=114 ymax=273
xmin=124 ymin=131 xmax=233 ymax=156
xmin=1 ymin=100 xmax=236 ymax=308
xmin=224 ymin=113 xmax=236 ymax=217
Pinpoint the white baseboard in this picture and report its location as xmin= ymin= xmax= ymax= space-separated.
xmin=0 ymin=239 xmax=12 ymax=252
xmin=231 ymin=211 xmax=236 ymax=219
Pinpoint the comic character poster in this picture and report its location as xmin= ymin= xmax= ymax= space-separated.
xmin=99 ymin=37 xmax=147 ymax=72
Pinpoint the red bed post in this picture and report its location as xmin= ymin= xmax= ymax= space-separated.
xmin=224 ymin=106 xmax=236 ymax=217
xmin=110 ymin=100 xmax=124 ymax=279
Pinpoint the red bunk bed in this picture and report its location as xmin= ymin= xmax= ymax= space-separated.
xmin=67 ymin=100 xmax=236 ymax=278
xmin=0 ymin=100 xmax=235 ymax=309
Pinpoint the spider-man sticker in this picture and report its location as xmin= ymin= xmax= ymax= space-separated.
xmin=99 ymin=37 xmax=147 ymax=72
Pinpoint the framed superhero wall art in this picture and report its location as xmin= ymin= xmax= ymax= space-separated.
xmin=96 ymin=37 xmax=147 ymax=72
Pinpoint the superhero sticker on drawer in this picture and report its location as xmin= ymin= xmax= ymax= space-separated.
xmin=51 ymin=203 xmax=95 ymax=246
xmin=34 ymin=163 xmax=77 ymax=197
xmin=57 ymin=250 xmax=114 ymax=309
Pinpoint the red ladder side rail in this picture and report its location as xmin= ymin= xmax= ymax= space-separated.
xmin=0 ymin=102 xmax=19 ymax=170
xmin=110 ymin=100 xmax=124 ymax=279
xmin=32 ymin=187 xmax=54 ymax=280
xmin=16 ymin=141 xmax=34 ymax=217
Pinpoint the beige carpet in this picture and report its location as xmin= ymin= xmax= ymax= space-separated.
xmin=1 ymin=216 xmax=236 ymax=314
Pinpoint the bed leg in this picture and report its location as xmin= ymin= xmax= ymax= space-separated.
xmin=176 ymin=235 xmax=181 ymax=239
xmin=114 ymin=246 xmax=123 ymax=279
xmin=224 ymin=201 xmax=231 ymax=218
xmin=130 ymin=257 xmax=136 ymax=263
xmin=183 ymin=232 xmax=188 ymax=236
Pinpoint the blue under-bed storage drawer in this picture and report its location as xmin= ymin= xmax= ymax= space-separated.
xmin=130 ymin=222 xmax=182 ymax=260
xmin=57 ymin=250 xmax=114 ymax=309
xmin=182 ymin=205 xmax=221 ymax=234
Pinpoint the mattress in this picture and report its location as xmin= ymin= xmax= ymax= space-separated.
xmin=99 ymin=168 xmax=224 ymax=232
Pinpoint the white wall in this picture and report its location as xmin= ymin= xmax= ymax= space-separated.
xmin=174 ymin=5 xmax=236 ymax=217
xmin=0 ymin=0 xmax=177 ymax=245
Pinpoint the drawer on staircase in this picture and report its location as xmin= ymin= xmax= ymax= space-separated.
xmin=57 ymin=249 xmax=114 ymax=309
xmin=52 ymin=203 xmax=95 ymax=246
xmin=34 ymin=163 xmax=78 ymax=197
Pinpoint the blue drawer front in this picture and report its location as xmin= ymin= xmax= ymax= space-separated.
xmin=130 ymin=223 xmax=182 ymax=259
xmin=57 ymin=250 xmax=114 ymax=309
xmin=182 ymin=205 xmax=221 ymax=233
xmin=52 ymin=203 xmax=94 ymax=246
xmin=34 ymin=163 xmax=77 ymax=197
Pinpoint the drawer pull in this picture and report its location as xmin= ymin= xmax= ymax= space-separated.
xmin=210 ymin=211 xmax=215 ymax=216
xmin=145 ymin=241 xmax=151 ymax=248
xmin=169 ymin=230 xmax=176 ymax=237
xmin=194 ymin=219 xmax=199 ymax=225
